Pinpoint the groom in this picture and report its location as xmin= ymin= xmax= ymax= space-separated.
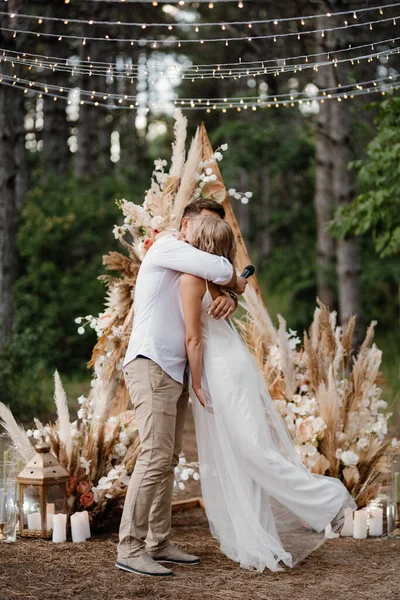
xmin=116 ymin=198 xmax=247 ymax=577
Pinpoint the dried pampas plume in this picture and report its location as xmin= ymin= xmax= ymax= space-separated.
xmin=172 ymin=128 xmax=202 ymax=226
xmin=169 ymin=109 xmax=187 ymax=178
xmin=0 ymin=402 xmax=34 ymax=461
xmin=53 ymin=370 xmax=72 ymax=463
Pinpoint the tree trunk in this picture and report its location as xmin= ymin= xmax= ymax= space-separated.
xmin=256 ymin=167 xmax=272 ymax=267
xmin=41 ymin=5 xmax=70 ymax=174
xmin=0 ymin=58 xmax=17 ymax=347
xmin=325 ymin=0 xmax=363 ymax=343
xmin=331 ymin=97 xmax=363 ymax=342
xmin=0 ymin=2 xmax=25 ymax=347
xmin=313 ymin=21 xmax=336 ymax=309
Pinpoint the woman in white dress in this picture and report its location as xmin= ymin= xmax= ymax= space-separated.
xmin=180 ymin=216 xmax=357 ymax=573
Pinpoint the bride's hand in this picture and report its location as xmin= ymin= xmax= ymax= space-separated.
xmin=193 ymin=387 xmax=214 ymax=414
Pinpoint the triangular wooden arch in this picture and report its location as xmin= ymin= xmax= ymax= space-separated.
xmin=198 ymin=123 xmax=262 ymax=298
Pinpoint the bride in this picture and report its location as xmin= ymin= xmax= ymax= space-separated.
xmin=180 ymin=215 xmax=357 ymax=572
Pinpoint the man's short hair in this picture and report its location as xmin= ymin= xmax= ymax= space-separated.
xmin=182 ymin=198 xmax=225 ymax=221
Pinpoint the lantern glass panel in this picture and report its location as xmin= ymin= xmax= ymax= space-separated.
xmin=387 ymin=451 xmax=400 ymax=537
xmin=0 ymin=476 xmax=17 ymax=543
xmin=22 ymin=485 xmax=41 ymax=533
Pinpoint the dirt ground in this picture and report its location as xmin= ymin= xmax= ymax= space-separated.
xmin=1 ymin=405 xmax=399 ymax=600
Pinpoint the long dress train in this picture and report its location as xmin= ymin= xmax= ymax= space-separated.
xmin=191 ymin=290 xmax=357 ymax=572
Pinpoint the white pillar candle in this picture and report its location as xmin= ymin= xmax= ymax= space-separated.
xmin=52 ymin=513 xmax=67 ymax=543
xmin=71 ymin=512 xmax=87 ymax=543
xmin=369 ymin=507 xmax=383 ymax=537
xmin=80 ymin=510 xmax=91 ymax=539
xmin=46 ymin=503 xmax=55 ymax=529
xmin=353 ymin=509 xmax=368 ymax=539
xmin=340 ymin=512 xmax=354 ymax=537
xmin=27 ymin=512 xmax=41 ymax=530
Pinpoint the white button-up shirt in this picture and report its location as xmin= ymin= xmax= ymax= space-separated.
xmin=123 ymin=235 xmax=233 ymax=384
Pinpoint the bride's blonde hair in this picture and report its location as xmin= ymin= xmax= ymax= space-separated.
xmin=190 ymin=216 xmax=236 ymax=265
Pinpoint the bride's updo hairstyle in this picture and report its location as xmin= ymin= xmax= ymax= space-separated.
xmin=190 ymin=215 xmax=236 ymax=265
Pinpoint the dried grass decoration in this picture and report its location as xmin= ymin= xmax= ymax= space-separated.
xmin=237 ymin=293 xmax=391 ymax=508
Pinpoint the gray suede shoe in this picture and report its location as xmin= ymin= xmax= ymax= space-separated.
xmin=116 ymin=552 xmax=174 ymax=577
xmin=331 ymin=507 xmax=346 ymax=534
xmin=148 ymin=543 xmax=200 ymax=565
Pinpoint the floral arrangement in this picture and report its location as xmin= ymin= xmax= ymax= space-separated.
xmin=237 ymin=288 xmax=391 ymax=508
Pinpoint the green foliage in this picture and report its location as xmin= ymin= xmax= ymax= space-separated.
xmin=0 ymin=328 xmax=49 ymax=424
xmin=212 ymin=111 xmax=318 ymax=329
xmin=14 ymin=170 xmax=132 ymax=376
xmin=331 ymin=97 xmax=400 ymax=257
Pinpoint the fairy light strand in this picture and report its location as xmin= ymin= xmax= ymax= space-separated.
xmin=0 ymin=15 xmax=397 ymax=46
xmin=2 ymin=2 xmax=398 ymax=30
xmin=0 ymin=70 xmax=395 ymax=104
xmin=1 ymin=45 xmax=398 ymax=82
xmin=2 ymin=36 xmax=398 ymax=74
xmin=0 ymin=76 xmax=396 ymax=111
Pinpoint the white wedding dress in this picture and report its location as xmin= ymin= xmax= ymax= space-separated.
xmin=191 ymin=288 xmax=357 ymax=572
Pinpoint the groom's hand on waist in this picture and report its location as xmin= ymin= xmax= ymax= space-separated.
xmin=207 ymin=293 xmax=236 ymax=320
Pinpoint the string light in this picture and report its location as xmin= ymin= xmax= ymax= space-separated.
xmin=1 ymin=75 xmax=396 ymax=110
xmin=1 ymin=15 xmax=397 ymax=47
xmin=1 ymin=39 xmax=398 ymax=82
xmin=1 ymin=3 xmax=397 ymax=30
xmin=1 ymin=71 xmax=396 ymax=107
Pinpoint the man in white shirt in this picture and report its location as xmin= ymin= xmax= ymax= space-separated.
xmin=116 ymin=199 xmax=247 ymax=577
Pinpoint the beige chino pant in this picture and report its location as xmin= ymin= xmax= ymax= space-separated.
xmin=118 ymin=357 xmax=189 ymax=559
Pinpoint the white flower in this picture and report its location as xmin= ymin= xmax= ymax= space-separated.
xmin=115 ymin=443 xmax=128 ymax=457
xmin=119 ymin=431 xmax=130 ymax=446
xmin=33 ymin=430 xmax=41 ymax=440
xmin=77 ymin=395 xmax=86 ymax=405
xmin=300 ymin=384 xmax=308 ymax=392
xmin=79 ymin=457 xmax=92 ymax=475
xmin=112 ymin=224 xmax=124 ymax=240
xmin=151 ymin=215 xmax=165 ymax=230
xmin=241 ymin=197 xmax=249 ymax=205
xmin=214 ymin=151 xmax=223 ymax=161
xmin=341 ymin=450 xmax=359 ymax=467
xmin=77 ymin=408 xmax=87 ymax=420
xmin=234 ymin=193 xmax=241 ymax=200
xmin=209 ymin=174 xmax=217 ymax=181
xmin=356 ymin=437 xmax=370 ymax=451
xmin=244 ymin=191 xmax=253 ymax=198
xmin=77 ymin=326 xmax=85 ymax=335
xmin=178 ymin=482 xmax=185 ymax=491
xmin=335 ymin=448 xmax=343 ymax=459
xmin=193 ymin=472 xmax=200 ymax=481
xmin=205 ymin=167 xmax=213 ymax=175
xmin=179 ymin=456 xmax=186 ymax=465
xmin=74 ymin=317 xmax=82 ymax=324
xmin=220 ymin=143 xmax=228 ymax=151
xmin=228 ymin=188 xmax=236 ymax=196
xmin=26 ymin=429 xmax=33 ymax=437
xmin=292 ymin=394 xmax=302 ymax=404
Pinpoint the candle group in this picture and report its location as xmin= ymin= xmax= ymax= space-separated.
xmin=339 ymin=507 xmax=384 ymax=539
xmin=70 ymin=511 xmax=91 ymax=543
xmin=52 ymin=513 xmax=67 ymax=543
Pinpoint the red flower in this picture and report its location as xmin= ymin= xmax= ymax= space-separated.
xmin=80 ymin=491 xmax=95 ymax=508
xmin=143 ymin=238 xmax=154 ymax=251
xmin=67 ymin=475 xmax=77 ymax=495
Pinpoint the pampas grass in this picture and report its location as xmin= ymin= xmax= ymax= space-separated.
xmin=172 ymin=128 xmax=202 ymax=226
xmin=238 ymin=297 xmax=391 ymax=507
xmin=53 ymin=370 xmax=72 ymax=463
xmin=0 ymin=403 xmax=34 ymax=461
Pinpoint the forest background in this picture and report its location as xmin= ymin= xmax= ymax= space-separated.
xmin=0 ymin=0 xmax=399 ymax=427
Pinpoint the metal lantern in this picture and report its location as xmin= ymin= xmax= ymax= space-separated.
xmin=387 ymin=449 xmax=400 ymax=538
xmin=17 ymin=437 xmax=69 ymax=539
